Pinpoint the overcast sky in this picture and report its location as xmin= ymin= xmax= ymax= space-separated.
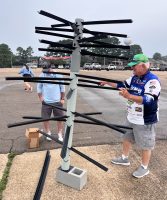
xmin=1 ymin=0 xmax=167 ymax=58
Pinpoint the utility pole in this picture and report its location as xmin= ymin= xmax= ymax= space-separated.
xmin=103 ymin=57 xmax=106 ymax=66
xmin=11 ymin=53 xmax=13 ymax=68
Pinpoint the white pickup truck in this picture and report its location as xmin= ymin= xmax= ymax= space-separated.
xmin=90 ymin=63 xmax=102 ymax=70
xmin=83 ymin=63 xmax=92 ymax=70
xmin=26 ymin=62 xmax=38 ymax=68
xmin=106 ymin=64 xmax=117 ymax=70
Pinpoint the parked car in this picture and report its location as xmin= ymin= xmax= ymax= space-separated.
xmin=150 ymin=66 xmax=160 ymax=71
xmin=58 ymin=65 xmax=64 ymax=69
xmin=90 ymin=63 xmax=101 ymax=70
xmin=106 ymin=64 xmax=117 ymax=70
xmin=159 ymin=66 xmax=167 ymax=71
xmin=64 ymin=64 xmax=70 ymax=69
xmin=116 ymin=65 xmax=125 ymax=70
xmin=83 ymin=63 xmax=91 ymax=70
xmin=26 ymin=62 xmax=38 ymax=68
xmin=124 ymin=66 xmax=132 ymax=70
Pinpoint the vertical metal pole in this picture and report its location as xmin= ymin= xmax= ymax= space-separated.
xmin=61 ymin=19 xmax=83 ymax=171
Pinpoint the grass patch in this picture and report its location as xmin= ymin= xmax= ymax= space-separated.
xmin=0 ymin=153 xmax=16 ymax=200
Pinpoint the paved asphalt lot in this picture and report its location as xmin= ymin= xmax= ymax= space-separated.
xmin=0 ymin=69 xmax=167 ymax=153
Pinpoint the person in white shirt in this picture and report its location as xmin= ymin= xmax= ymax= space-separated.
xmin=100 ymin=54 xmax=161 ymax=178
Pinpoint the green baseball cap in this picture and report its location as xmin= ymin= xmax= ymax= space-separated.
xmin=128 ymin=54 xmax=149 ymax=67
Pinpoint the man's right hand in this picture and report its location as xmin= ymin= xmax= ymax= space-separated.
xmin=99 ymin=81 xmax=107 ymax=86
xmin=40 ymin=98 xmax=44 ymax=103
xmin=38 ymin=93 xmax=44 ymax=102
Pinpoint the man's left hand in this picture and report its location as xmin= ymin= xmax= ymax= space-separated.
xmin=60 ymin=99 xmax=65 ymax=104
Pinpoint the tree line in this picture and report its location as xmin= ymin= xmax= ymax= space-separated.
xmin=0 ymin=37 xmax=166 ymax=67
xmin=0 ymin=44 xmax=38 ymax=68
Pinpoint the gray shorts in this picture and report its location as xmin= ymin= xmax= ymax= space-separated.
xmin=124 ymin=120 xmax=156 ymax=150
xmin=41 ymin=101 xmax=64 ymax=119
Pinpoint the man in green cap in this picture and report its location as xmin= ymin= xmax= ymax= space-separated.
xmin=100 ymin=53 xmax=161 ymax=178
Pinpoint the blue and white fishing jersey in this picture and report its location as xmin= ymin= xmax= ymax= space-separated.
xmin=118 ymin=71 xmax=161 ymax=125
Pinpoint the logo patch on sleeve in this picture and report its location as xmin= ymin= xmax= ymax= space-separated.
xmin=135 ymin=107 xmax=142 ymax=112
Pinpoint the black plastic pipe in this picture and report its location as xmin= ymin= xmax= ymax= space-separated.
xmin=7 ymin=116 xmax=67 ymax=128
xmin=36 ymin=30 xmax=74 ymax=39
xmin=39 ymin=10 xmax=71 ymax=25
xmin=60 ymin=126 xmax=71 ymax=159
xmin=38 ymin=48 xmax=72 ymax=54
xmin=38 ymin=130 xmax=108 ymax=172
xmin=52 ymin=19 xmax=133 ymax=28
xmin=6 ymin=77 xmax=71 ymax=81
xmin=33 ymin=150 xmax=50 ymax=200
xmin=35 ymin=27 xmax=74 ymax=33
xmin=22 ymin=116 xmax=132 ymax=130
xmin=43 ymin=103 xmax=125 ymax=134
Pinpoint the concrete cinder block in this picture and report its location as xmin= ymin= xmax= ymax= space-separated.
xmin=56 ymin=166 xmax=87 ymax=190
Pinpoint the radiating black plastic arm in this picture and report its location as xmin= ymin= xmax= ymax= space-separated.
xmin=41 ymin=72 xmax=138 ymax=92
xmin=6 ymin=76 xmax=71 ymax=81
xmin=28 ymin=80 xmax=70 ymax=86
xmin=38 ymin=10 xmax=71 ymax=25
xmin=80 ymin=43 xmax=130 ymax=49
xmin=91 ymin=40 xmax=130 ymax=49
xmin=52 ymin=19 xmax=133 ymax=27
xmin=35 ymin=27 xmax=74 ymax=33
xmin=39 ymin=39 xmax=74 ymax=50
xmin=7 ymin=116 xmax=67 ymax=128
xmin=22 ymin=116 xmax=132 ymax=130
xmin=18 ymin=79 xmax=123 ymax=91
xmin=23 ymin=112 xmax=102 ymax=120
xmin=38 ymin=48 xmax=72 ymax=54
xmin=35 ymin=30 xmax=74 ymax=39
xmin=5 ymin=75 xmax=103 ymax=85
xmin=43 ymin=103 xmax=125 ymax=134
xmin=38 ymin=129 xmax=108 ymax=172
xmin=42 ymin=71 xmax=122 ymax=84
xmin=81 ymin=49 xmax=129 ymax=60
xmin=76 ymin=74 xmax=122 ymax=84
xmin=73 ymin=111 xmax=125 ymax=134
xmin=82 ymin=19 xmax=133 ymax=25
xmin=39 ymin=38 xmax=130 ymax=50
xmin=17 ymin=77 xmax=103 ymax=86
xmin=72 ymin=120 xmax=132 ymax=130
xmin=38 ymin=10 xmax=82 ymax=35
xmin=36 ymin=26 xmax=127 ymax=39
xmin=83 ymin=29 xmax=127 ymax=38
xmin=60 ymin=126 xmax=71 ymax=159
